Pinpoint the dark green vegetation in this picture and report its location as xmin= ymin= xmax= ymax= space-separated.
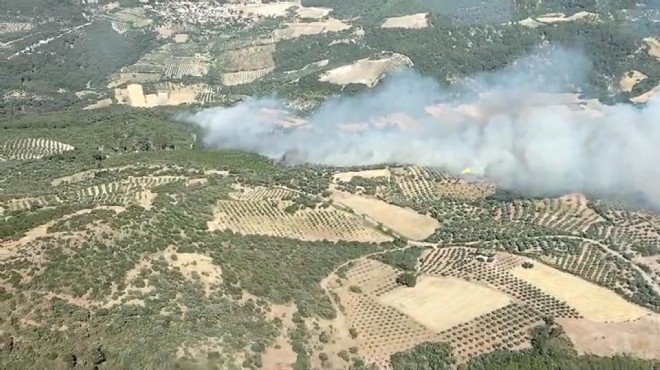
xmin=0 ymin=21 xmax=158 ymax=115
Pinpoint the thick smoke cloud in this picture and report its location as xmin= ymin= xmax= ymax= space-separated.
xmin=177 ymin=46 xmax=660 ymax=207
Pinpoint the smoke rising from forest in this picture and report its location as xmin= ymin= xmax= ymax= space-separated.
xmin=178 ymin=46 xmax=660 ymax=207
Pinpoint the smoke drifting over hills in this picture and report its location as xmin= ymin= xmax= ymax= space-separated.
xmin=178 ymin=46 xmax=660 ymax=207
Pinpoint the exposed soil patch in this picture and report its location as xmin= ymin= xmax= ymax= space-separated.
xmin=559 ymin=314 xmax=660 ymax=359
xmin=330 ymin=190 xmax=439 ymax=240
xmin=511 ymin=262 xmax=649 ymax=322
xmin=381 ymin=13 xmax=429 ymax=29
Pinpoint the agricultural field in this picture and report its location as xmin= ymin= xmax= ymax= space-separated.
xmin=3 ymin=0 xmax=660 ymax=369
xmin=2 ymin=105 xmax=660 ymax=370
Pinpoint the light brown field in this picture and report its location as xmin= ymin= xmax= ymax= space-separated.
xmin=333 ymin=168 xmax=391 ymax=182
xmin=379 ymin=276 xmax=512 ymax=332
xmin=631 ymin=84 xmax=660 ymax=103
xmin=381 ymin=13 xmax=429 ymax=29
xmin=280 ymin=18 xmax=351 ymax=38
xmin=619 ymin=70 xmax=647 ymax=92
xmin=295 ymin=6 xmax=332 ymax=19
xmin=221 ymin=44 xmax=276 ymax=72
xmin=330 ymin=190 xmax=439 ymax=240
xmin=511 ymin=262 xmax=649 ymax=322
xmin=114 ymin=82 xmax=213 ymax=107
xmin=319 ymin=54 xmax=413 ymax=87
xmin=559 ymin=314 xmax=660 ymax=359
xmin=517 ymin=11 xmax=597 ymax=28
xmin=644 ymin=37 xmax=660 ymax=61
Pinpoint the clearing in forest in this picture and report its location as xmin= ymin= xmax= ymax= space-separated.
xmin=619 ymin=70 xmax=647 ymax=92
xmin=378 ymin=276 xmax=512 ymax=332
xmin=333 ymin=168 xmax=391 ymax=183
xmin=517 ymin=11 xmax=597 ymax=28
xmin=511 ymin=262 xmax=649 ymax=322
xmin=330 ymin=190 xmax=439 ymax=240
xmin=278 ymin=18 xmax=351 ymax=39
xmin=381 ymin=13 xmax=429 ymax=29
xmin=319 ymin=54 xmax=413 ymax=87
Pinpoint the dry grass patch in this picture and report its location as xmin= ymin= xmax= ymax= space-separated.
xmin=381 ymin=13 xmax=429 ymax=29
xmin=330 ymin=190 xmax=439 ymax=240
xmin=165 ymin=249 xmax=222 ymax=296
xmin=296 ymin=6 xmax=332 ymax=19
xmin=511 ymin=262 xmax=649 ymax=322
xmin=559 ymin=314 xmax=660 ymax=359
xmin=644 ymin=37 xmax=660 ymax=61
xmin=379 ymin=276 xmax=512 ymax=332
xmin=631 ymin=84 xmax=660 ymax=103
xmin=518 ymin=11 xmax=597 ymax=28
xmin=221 ymin=44 xmax=276 ymax=72
xmin=619 ymin=70 xmax=647 ymax=92
xmin=319 ymin=54 xmax=413 ymax=87
xmin=333 ymin=168 xmax=391 ymax=183
xmin=278 ymin=18 xmax=351 ymax=39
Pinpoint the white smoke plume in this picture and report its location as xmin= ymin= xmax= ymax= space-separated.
xmin=177 ymin=46 xmax=660 ymax=206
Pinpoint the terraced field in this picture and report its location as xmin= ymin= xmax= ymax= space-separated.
xmin=496 ymin=193 xmax=607 ymax=234
xmin=0 ymin=137 xmax=75 ymax=160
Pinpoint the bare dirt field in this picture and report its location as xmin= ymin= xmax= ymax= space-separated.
xmin=115 ymin=83 xmax=213 ymax=107
xmin=221 ymin=44 xmax=276 ymax=72
xmin=518 ymin=11 xmax=597 ymax=28
xmin=644 ymin=37 xmax=660 ymax=60
xmin=333 ymin=168 xmax=391 ymax=183
xmin=559 ymin=314 xmax=660 ymax=359
xmin=619 ymin=70 xmax=647 ymax=92
xmin=511 ymin=262 xmax=649 ymax=322
xmin=379 ymin=276 xmax=512 ymax=332
xmin=296 ymin=6 xmax=332 ymax=19
xmin=330 ymin=190 xmax=439 ymax=240
xmin=381 ymin=13 xmax=429 ymax=29
xmin=280 ymin=18 xmax=351 ymax=39
xmin=319 ymin=54 xmax=413 ymax=87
